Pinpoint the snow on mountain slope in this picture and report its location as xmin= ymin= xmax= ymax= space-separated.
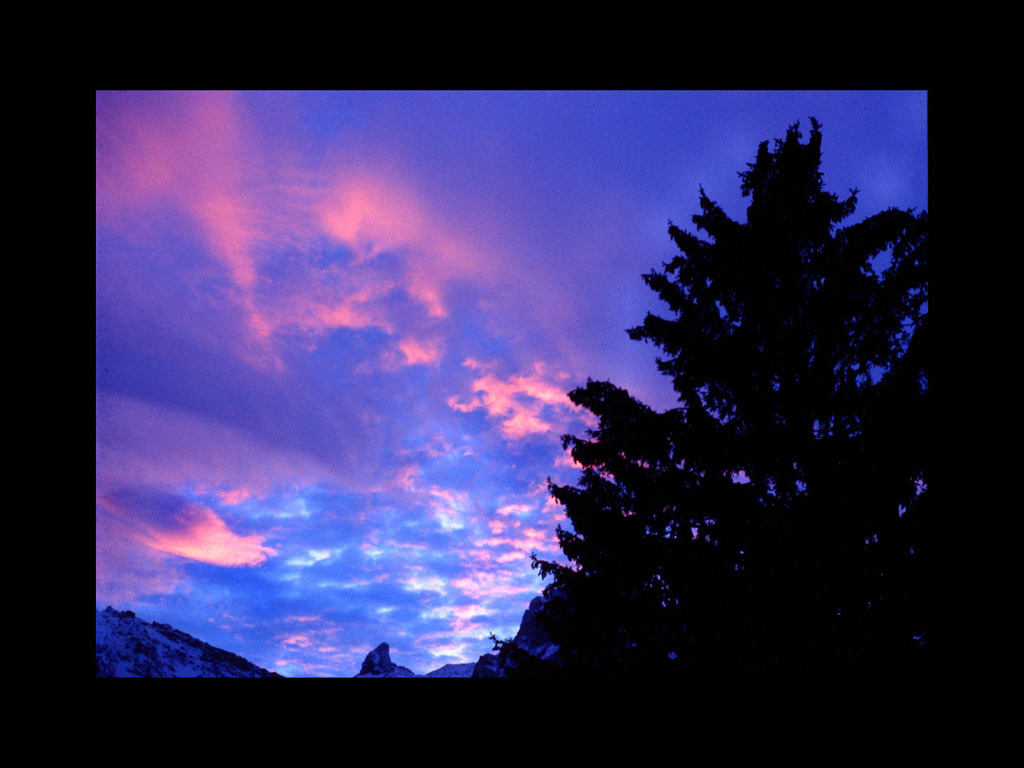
xmin=424 ymin=662 xmax=479 ymax=677
xmin=95 ymin=606 xmax=283 ymax=678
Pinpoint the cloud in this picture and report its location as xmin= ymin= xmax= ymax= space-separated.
xmin=97 ymin=488 xmax=277 ymax=604
xmin=96 ymin=91 xmax=288 ymax=370
xmin=318 ymin=173 xmax=429 ymax=262
xmin=285 ymin=549 xmax=334 ymax=568
xmin=216 ymin=487 xmax=254 ymax=506
xmin=97 ymin=92 xmax=494 ymax=377
xmin=138 ymin=502 xmax=278 ymax=567
xmin=495 ymin=503 xmax=533 ymax=517
xmin=396 ymin=337 xmax=444 ymax=366
xmin=95 ymin=502 xmax=190 ymax=605
xmin=317 ymin=168 xmax=492 ymax=322
xmin=95 ymin=392 xmax=349 ymax=499
xmin=400 ymin=571 xmax=449 ymax=595
xmin=447 ymin=358 xmax=584 ymax=441
xmin=449 ymin=569 xmax=539 ymax=602
xmin=362 ymin=335 xmax=445 ymax=373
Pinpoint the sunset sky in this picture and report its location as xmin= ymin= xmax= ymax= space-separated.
xmin=95 ymin=90 xmax=928 ymax=676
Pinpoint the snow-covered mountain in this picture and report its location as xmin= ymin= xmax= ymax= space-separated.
xmin=95 ymin=606 xmax=283 ymax=678
xmin=97 ymin=594 xmax=558 ymax=678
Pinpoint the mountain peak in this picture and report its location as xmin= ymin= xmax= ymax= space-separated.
xmin=354 ymin=642 xmax=417 ymax=677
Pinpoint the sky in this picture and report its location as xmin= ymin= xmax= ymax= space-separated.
xmin=95 ymin=90 xmax=928 ymax=677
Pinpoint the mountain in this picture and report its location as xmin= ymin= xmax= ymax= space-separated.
xmin=95 ymin=606 xmax=283 ymax=678
xmin=353 ymin=593 xmax=558 ymax=677
xmin=96 ymin=594 xmax=558 ymax=678
xmin=351 ymin=642 xmax=484 ymax=677
xmin=504 ymin=594 xmax=560 ymax=663
xmin=353 ymin=642 xmax=418 ymax=677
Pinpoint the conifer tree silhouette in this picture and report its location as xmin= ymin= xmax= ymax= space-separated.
xmin=509 ymin=119 xmax=927 ymax=676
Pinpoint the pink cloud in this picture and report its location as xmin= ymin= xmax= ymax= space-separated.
xmin=96 ymin=499 xmax=189 ymax=605
xmin=362 ymin=336 xmax=445 ymax=373
xmin=416 ymin=603 xmax=497 ymax=655
xmin=495 ymin=503 xmax=533 ymax=517
xmin=425 ymin=486 xmax=471 ymax=532
xmin=319 ymin=173 xmax=429 ymax=261
xmin=452 ymin=604 xmax=492 ymax=621
xmin=153 ymin=510 xmax=275 ymax=567
xmin=449 ymin=570 xmax=538 ymax=602
xmin=95 ymin=488 xmax=276 ymax=611
xmin=397 ymin=337 xmax=443 ymax=366
xmin=399 ymin=570 xmax=449 ymax=595
xmin=476 ymin=526 xmax=556 ymax=555
xmin=317 ymin=169 xmax=489 ymax=323
xmin=257 ymin=165 xmax=495 ymax=367
xmin=96 ymin=92 xmax=292 ymax=370
xmin=268 ymin=264 xmax=403 ymax=344
xmin=101 ymin=493 xmax=278 ymax=568
xmin=447 ymin=359 xmax=583 ymax=440
xmin=98 ymin=93 xmax=514 ymax=377
xmin=216 ymin=487 xmax=254 ymax=506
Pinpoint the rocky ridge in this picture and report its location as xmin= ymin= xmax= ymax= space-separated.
xmin=95 ymin=606 xmax=283 ymax=678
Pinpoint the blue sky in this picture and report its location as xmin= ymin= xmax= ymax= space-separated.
xmin=95 ymin=90 xmax=928 ymax=676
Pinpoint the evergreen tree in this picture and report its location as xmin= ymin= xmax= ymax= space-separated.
xmin=525 ymin=119 xmax=927 ymax=675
